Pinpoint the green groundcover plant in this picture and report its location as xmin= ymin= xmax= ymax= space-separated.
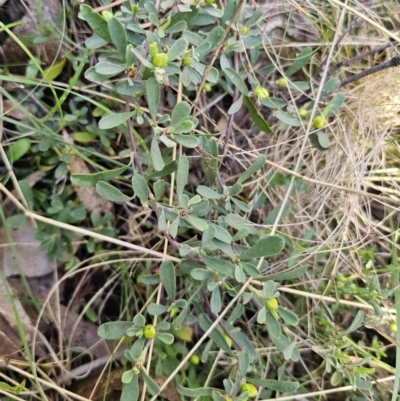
xmin=4 ymin=0 xmax=393 ymax=400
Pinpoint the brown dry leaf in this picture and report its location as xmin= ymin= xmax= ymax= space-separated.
xmin=0 ymin=279 xmax=34 ymax=361
xmin=0 ymin=314 xmax=26 ymax=362
xmin=0 ymin=0 xmax=64 ymax=71
xmin=59 ymin=304 xmax=111 ymax=359
xmin=72 ymin=367 xmax=180 ymax=401
xmin=0 ymin=220 xmax=56 ymax=277
xmin=8 ymin=275 xmax=111 ymax=360
xmin=68 ymin=156 xmax=113 ymax=214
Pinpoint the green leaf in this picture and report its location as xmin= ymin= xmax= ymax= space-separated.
xmin=184 ymin=214 xmax=208 ymax=231
xmin=223 ymin=67 xmax=248 ymax=95
xmin=122 ymin=369 xmax=135 ymax=384
xmin=6 ymin=138 xmax=31 ymax=163
xmin=80 ymin=5 xmax=111 ymax=43
xmin=238 ymin=351 xmax=249 ymax=378
xmin=196 ymin=185 xmax=222 ymax=199
xmin=168 ymin=216 xmax=180 ymax=238
xmin=257 ymin=306 xmax=267 ymax=324
xmin=278 ymin=307 xmax=299 ymax=326
xmin=166 ymin=21 xmax=187 ymax=33
xmin=158 ymin=208 xmax=168 ymax=231
xmin=237 ymin=154 xmax=266 ymax=184
xmin=264 ymin=200 xmax=291 ymax=225
xmin=121 ymin=373 xmax=139 ymax=401
xmin=146 ymin=160 xmax=178 ymax=179
xmin=157 ymin=332 xmax=174 ymax=344
xmin=202 ymin=255 xmax=235 ymax=277
xmin=96 ymin=181 xmax=132 ymax=202
xmin=98 ymin=321 xmax=133 ymax=339
xmin=71 ymin=165 xmax=128 ymax=187
xmin=108 ymin=18 xmax=127 ymax=59
xmin=159 ymin=261 xmax=176 ymax=300
xmin=95 ymin=61 xmax=126 ymax=77
xmin=206 ymin=26 xmax=224 ymax=48
xmin=172 ymin=120 xmax=194 ymax=134
xmin=229 ymin=183 xmax=243 ymax=196
xmin=225 ymin=213 xmax=259 ymax=235
xmin=242 ymin=262 xmax=260 ymax=278
xmin=130 ymin=336 xmax=145 ymax=359
xmin=153 ymin=180 xmax=165 ymax=200
xmin=337 ymin=311 xmax=364 ymax=338
xmin=284 ymin=47 xmax=313 ymax=77
xmin=355 ymin=376 xmax=372 ymax=391
xmin=275 ymin=110 xmax=302 ymax=127
xmin=170 ymin=101 xmax=191 ymax=126
xmin=264 ymin=265 xmax=307 ymax=281
xmin=198 ymin=314 xmax=232 ymax=354
xmin=147 ymin=303 xmax=169 ymax=315
xmin=70 ymin=131 xmax=97 ymax=143
xmin=243 ymin=96 xmax=273 ymax=135
xmin=99 ymin=112 xmax=135 ymax=129
xmin=232 ymin=330 xmax=257 ymax=361
xmin=309 ymin=131 xmax=330 ymax=151
xmin=240 ymin=236 xmax=284 ymax=259
xmin=172 ymin=134 xmax=198 ymax=148
xmin=167 ymin=37 xmax=188 ymax=61
xmin=235 ymin=264 xmax=245 ymax=282
xmin=211 ymin=224 xmax=232 ymax=243
xmin=263 ymin=281 xmax=278 ymax=298
xmin=327 ymin=93 xmax=345 ymax=115
xmin=266 ymin=310 xmax=281 ymax=338
xmin=151 ymin=136 xmax=165 ymax=171
xmin=140 ymin=274 xmax=160 ymax=285
xmin=202 ymin=224 xmax=215 ymax=247
xmin=130 ymin=47 xmax=154 ymax=69
xmin=228 ymin=94 xmax=243 ymax=115
xmin=176 ymin=155 xmax=189 ymax=196
xmin=201 ymin=138 xmax=218 ymax=184
xmin=0 ymin=380 xmax=25 ymax=394
xmin=146 ymin=78 xmax=160 ymax=120
xmin=85 ymin=34 xmax=108 ymax=49
xmin=191 ymin=268 xmax=213 ymax=280
xmin=177 ymin=384 xmax=214 ymax=397
xmin=6 ymin=214 xmax=28 ymax=229
xmin=206 ymin=66 xmax=219 ymax=83
xmin=210 ymin=286 xmax=221 ymax=313
xmin=247 ymin=378 xmax=299 ymax=393
xmin=132 ymin=174 xmax=149 ymax=202
xmin=141 ymin=369 xmax=161 ymax=396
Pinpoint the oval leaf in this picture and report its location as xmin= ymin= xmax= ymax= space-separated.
xmin=96 ymin=181 xmax=132 ymax=202
xmin=108 ymin=17 xmax=127 ymax=59
xmin=132 ymin=174 xmax=149 ymax=202
xmin=99 ymin=112 xmax=135 ymax=129
xmin=247 ymin=378 xmax=299 ymax=393
xmin=196 ymin=185 xmax=222 ymax=199
xmin=71 ymin=165 xmax=128 ymax=187
xmin=167 ymin=37 xmax=188 ymax=61
xmin=159 ymin=261 xmax=176 ymax=300
xmin=201 ymin=255 xmax=235 ymax=277
xmin=243 ymin=96 xmax=273 ymax=135
xmin=224 ymin=67 xmax=248 ymax=95
xmin=240 ymin=236 xmax=284 ymax=259
xmin=146 ymin=78 xmax=160 ymax=120
xmin=98 ymin=321 xmax=133 ymax=339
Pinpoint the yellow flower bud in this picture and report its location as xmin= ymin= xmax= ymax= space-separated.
xmin=240 ymin=383 xmax=258 ymax=398
xmin=143 ymin=324 xmax=156 ymax=339
xmin=153 ymin=53 xmax=168 ymax=68
xmin=265 ymin=297 xmax=279 ymax=312
xmin=254 ymin=85 xmax=269 ymax=100
xmin=312 ymin=115 xmax=327 ymax=129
